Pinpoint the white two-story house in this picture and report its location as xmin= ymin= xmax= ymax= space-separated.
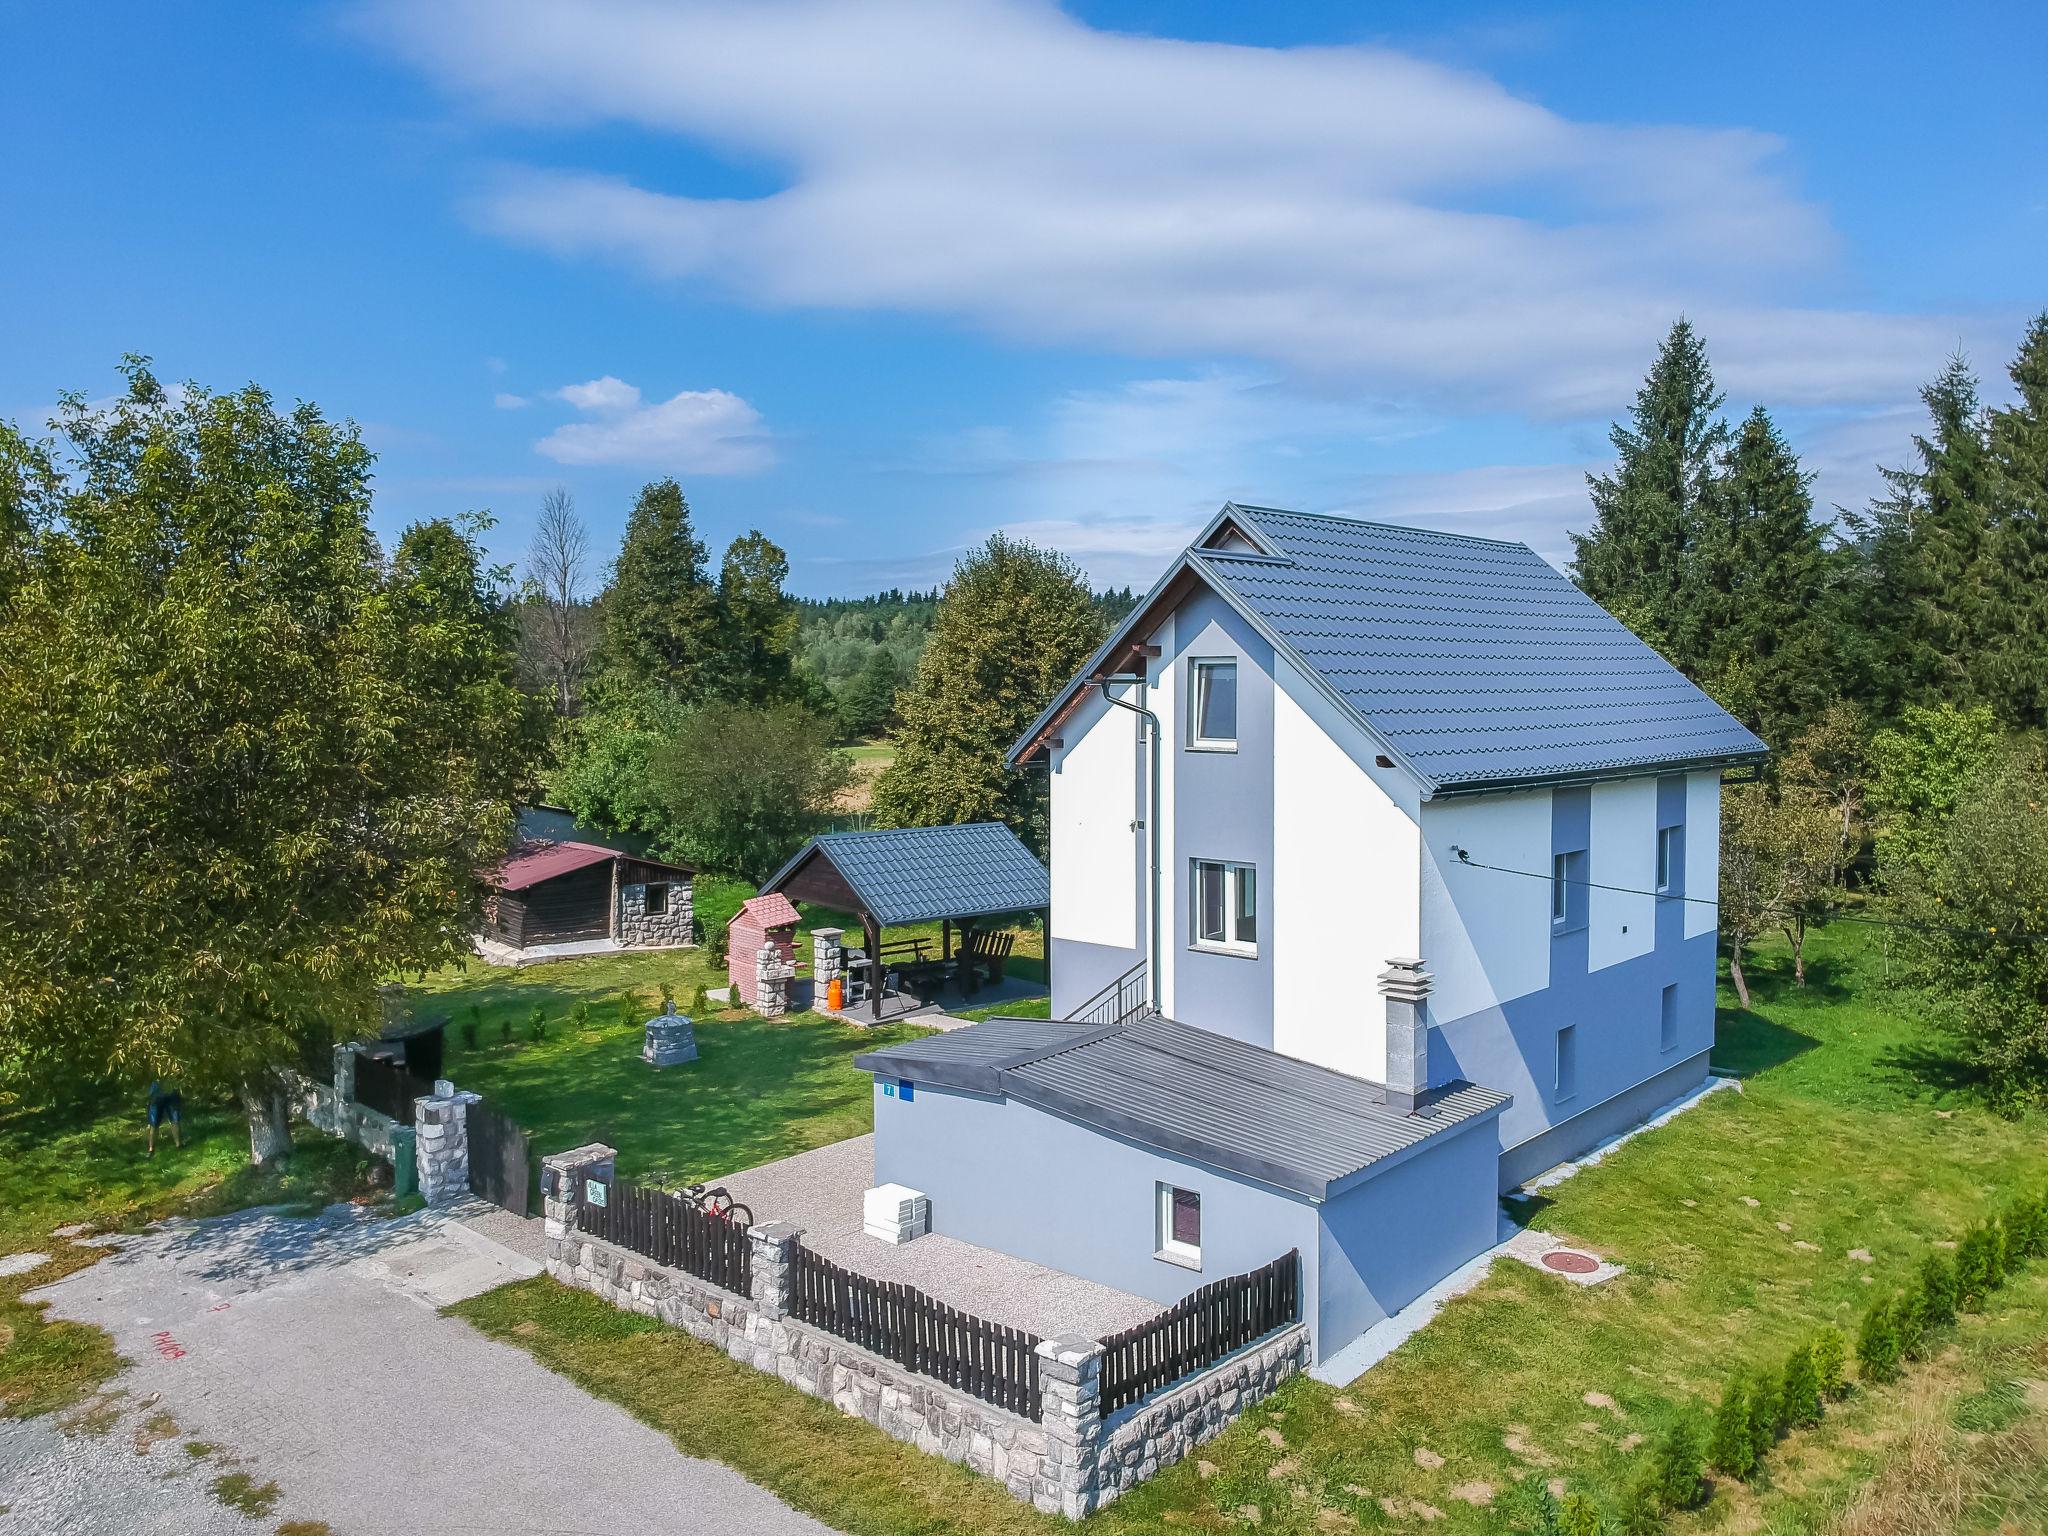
xmin=857 ymin=504 xmax=1765 ymax=1364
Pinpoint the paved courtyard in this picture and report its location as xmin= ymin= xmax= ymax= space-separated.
xmin=720 ymin=1134 xmax=1156 ymax=1336
xmin=6 ymin=1201 xmax=830 ymax=1536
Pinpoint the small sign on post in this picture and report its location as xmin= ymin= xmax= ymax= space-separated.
xmin=586 ymin=1177 xmax=609 ymax=1207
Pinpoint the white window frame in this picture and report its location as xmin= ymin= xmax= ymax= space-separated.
xmin=1655 ymin=825 xmax=1678 ymax=895
xmin=1551 ymin=852 xmax=1569 ymax=923
xmin=644 ymin=882 xmax=670 ymax=916
xmin=1190 ymin=858 xmax=1258 ymax=956
xmin=1187 ymin=657 xmax=1239 ymax=751
xmin=1155 ymin=1181 xmax=1202 ymax=1269
xmin=1555 ymin=1023 xmax=1578 ymax=1101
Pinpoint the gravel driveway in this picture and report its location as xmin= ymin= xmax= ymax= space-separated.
xmin=4 ymin=1202 xmax=831 ymax=1535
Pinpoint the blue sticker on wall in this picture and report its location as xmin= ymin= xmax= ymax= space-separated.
xmin=882 ymin=1079 xmax=915 ymax=1101
xmin=898 ymin=1079 xmax=915 ymax=1102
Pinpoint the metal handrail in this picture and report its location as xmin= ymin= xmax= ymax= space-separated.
xmin=1064 ymin=959 xmax=1151 ymax=1028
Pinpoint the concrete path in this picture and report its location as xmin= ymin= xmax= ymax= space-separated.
xmin=7 ymin=1201 xmax=831 ymax=1535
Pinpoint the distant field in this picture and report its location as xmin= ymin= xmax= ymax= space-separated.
xmin=833 ymin=740 xmax=895 ymax=813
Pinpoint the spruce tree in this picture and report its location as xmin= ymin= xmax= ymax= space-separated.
xmin=1984 ymin=315 xmax=2048 ymax=729
xmin=702 ymin=529 xmax=799 ymax=704
xmin=1654 ymin=1414 xmax=1705 ymax=1508
xmin=1747 ymin=1370 xmax=1782 ymax=1459
xmin=1846 ymin=354 xmax=1996 ymax=719
xmin=601 ymin=478 xmax=717 ymax=699
xmin=1918 ymin=1249 xmax=1958 ymax=1327
xmin=1573 ymin=318 xmax=1731 ymax=670
xmin=1709 ymin=1372 xmax=1755 ymax=1478
xmin=1812 ymin=1325 xmax=1849 ymax=1400
xmin=1856 ymin=1295 xmax=1901 ymax=1381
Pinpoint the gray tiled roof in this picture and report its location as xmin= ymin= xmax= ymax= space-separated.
xmin=763 ymin=821 xmax=1050 ymax=927
xmin=856 ymin=1012 xmax=1509 ymax=1200
xmin=1014 ymin=504 xmax=1767 ymax=794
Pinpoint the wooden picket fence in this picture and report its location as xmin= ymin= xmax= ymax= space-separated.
xmin=1098 ymin=1249 xmax=1300 ymax=1414
xmin=576 ymin=1177 xmax=753 ymax=1297
xmin=789 ymin=1243 xmax=1041 ymax=1417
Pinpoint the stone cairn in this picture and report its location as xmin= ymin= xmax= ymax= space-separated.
xmin=642 ymin=1002 xmax=698 ymax=1067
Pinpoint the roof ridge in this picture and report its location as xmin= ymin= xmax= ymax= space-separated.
xmin=1226 ymin=503 xmax=1536 ymax=552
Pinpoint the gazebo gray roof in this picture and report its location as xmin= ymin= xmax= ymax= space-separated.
xmin=856 ymin=1012 xmax=1509 ymax=1201
xmin=761 ymin=822 xmax=1050 ymax=928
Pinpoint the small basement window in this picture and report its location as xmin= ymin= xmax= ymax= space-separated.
xmin=1192 ymin=859 xmax=1257 ymax=954
xmin=1555 ymin=1024 xmax=1578 ymax=1101
xmin=644 ymin=883 xmax=670 ymax=916
xmin=1660 ymin=983 xmax=1679 ymax=1052
xmin=1656 ymin=825 xmax=1683 ymax=897
xmin=1188 ymin=658 xmax=1238 ymax=749
xmin=1156 ymin=1182 xmax=1202 ymax=1268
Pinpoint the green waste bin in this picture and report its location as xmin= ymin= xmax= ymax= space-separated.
xmin=391 ymin=1126 xmax=418 ymax=1198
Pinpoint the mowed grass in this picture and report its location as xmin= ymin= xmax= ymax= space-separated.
xmin=0 ymin=1094 xmax=378 ymax=1421
xmin=460 ymin=921 xmax=2048 ymax=1534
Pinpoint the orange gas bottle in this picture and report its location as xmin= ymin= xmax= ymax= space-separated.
xmin=827 ymin=975 xmax=844 ymax=1011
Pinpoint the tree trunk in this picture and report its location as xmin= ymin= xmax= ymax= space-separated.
xmin=1729 ymin=944 xmax=1752 ymax=1011
xmin=240 ymin=1081 xmax=292 ymax=1166
xmin=1788 ymin=914 xmax=1808 ymax=986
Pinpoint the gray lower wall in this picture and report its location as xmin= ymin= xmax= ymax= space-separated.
xmin=1051 ymin=936 xmax=1145 ymax=1019
xmin=1433 ymin=928 xmax=1717 ymax=1163
xmin=1316 ymin=1114 xmax=1502 ymax=1348
xmin=872 ymin=1080 xmax=1323 ymax=1336
xmin=1495 ymin=1049 xmax=1711 ymax=1192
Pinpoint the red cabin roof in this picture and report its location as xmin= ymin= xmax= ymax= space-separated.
xmin=489 ymin=840 xmax=618 ymax=892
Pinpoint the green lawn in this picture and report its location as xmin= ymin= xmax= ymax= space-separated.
xmin=457 ymin=922 xmax=2048 ymax=1534
xmin=408 ymin=946 xmax=936 ymax=1183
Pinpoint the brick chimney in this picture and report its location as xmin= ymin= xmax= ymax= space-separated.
xmin=1379 ymin=957 xmax=1433 ymax=1114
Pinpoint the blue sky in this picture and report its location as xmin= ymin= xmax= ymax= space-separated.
xmin=4 ymin=2 xmax=2042 ymax=596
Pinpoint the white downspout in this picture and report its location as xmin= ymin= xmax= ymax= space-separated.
xmin=1099 ymin=674 xmax=1162 ymax=1011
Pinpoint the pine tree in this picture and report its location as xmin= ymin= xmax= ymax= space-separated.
xmin=1573 ymin=318 xmax=1731 ymax=671
xmin=1654 ymin=1414 xmax=1705 ymax=1509
xmin=839 ymin=646 xmax=901 ymax=739
xmin=1846 ymin=355 xmax=1996 ymax=719
xmin=1747 ymin=1370 xmax=1782 ymax=1460
xmin=601 ymin=478 xmax=718 ymax=699
xmin=1709 ymin=1372 xmax=1755 ymax=1478
xmin=1812 ymin=1325 xmax=1849 ymax=1400
xmin=1919 ymin=1249 xmax=1958 ymax=1327
xmin=1614 ymin=1460 xmax=1665 ymax=1535
xmin=1781 ymin=1341 xmax=1822 ymax=1427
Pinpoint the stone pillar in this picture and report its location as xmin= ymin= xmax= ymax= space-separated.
xmin=1034 ymin=1333 xmax=1106 ymax=1519
xmin=755 ymin=943 xmax=796 ymax=1017
xmin=541 ymin=1143 xmax=618 ymax=1253
xmin=333 ymin=1041 xmax=359 ymax=1106
xmin=747 ymin=1221 xmax=803 ymax=1319
xmin=413 ymin=1084 xmax=481 ymax=1206
xmin=1379 ymin=957 xmax=1434 ymax=1115
xmin=811 ymin=928 xmax=844 ymax=1009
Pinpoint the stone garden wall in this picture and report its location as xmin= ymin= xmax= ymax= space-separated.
xmin=618 ymin=879 xmax=694 ymax=948
xmin=540 ymin=1143 xmax=1297 ymax=1519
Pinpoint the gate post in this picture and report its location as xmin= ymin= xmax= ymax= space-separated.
xmin=747 ymin=1222 xmax=803 ymax=1319
xmin=1034 ymin=1334 xmax=1106 ymax=1519
xmin=413 ymin=1083 xmax=480 ymax=1206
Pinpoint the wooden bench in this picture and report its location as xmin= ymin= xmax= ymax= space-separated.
xmin=958 ymin=930 xmax=1016 ymax=990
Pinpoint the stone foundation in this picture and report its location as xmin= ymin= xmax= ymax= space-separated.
xmin=538 ymin=1143 xmax=1298 ymax=1519
xmin=618 ymin=879 xmax=694 ymax=948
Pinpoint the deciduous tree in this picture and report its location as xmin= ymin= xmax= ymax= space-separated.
xmin=521 ymin=486 xmax=593 ymax=716
xmin=644 ymin=701 xmax=851 ymax=880
xmin=0 ymin=363 xmax=536 ymax=1161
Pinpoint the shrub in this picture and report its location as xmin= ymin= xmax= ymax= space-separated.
xmin=460 ymin=1016 xmax=478 ymax=1051
xmin=1856 ymin=1295 xmax=1901 ymax=1383
xmin=1919 ymin=1249 xmax=1959 ymax=1326
xmin=1614 ymin=1460 xmax=1665 ymax=1535
xmin=1812 ymin=1325 xmax=1848 ymax=1400
xmin=498 ymin=1011 xmax=513 ymax=1045
xmin=1747 ymin=1369 xmax=1782 ymax=1460
xmin=1653 ymin=1413 xmax=1705 ymax=1509
xmin=1709 ymin=1372 xmax=1755 ymax=1479
xmin=690 ymin=984 xmax=711 ymax=1016
xmin=571 ymin=999 xmax=591 ymax=1031
xmin=1559 ymin=1491 xmax=1602 ymax=1536
xmin=1498 ymin=1478 xmax=1564 ymax=1535
xmin=1956 ymin=1227 xmax=1994 ymax=1309
xmin=617 ymin=993 xmax=639 ymax=1027
xmin=1893 ymin=1283 xmax=1929 ymax=1360
xmin=1781 ymin=1341 xmax=1822 ymax=1428
xmin=702 ymin=915 xmax=730 ymax=967
xmin=1986 ymin=1221 xmax=2010 ymax=1288
xmin=659 ymin=980 xmax=675 ymax=1010
xmin=2004 ymin=1194 xmax=2046 ymax=1261
xmin=527 ymin=1005 xmax=547 ymax=1042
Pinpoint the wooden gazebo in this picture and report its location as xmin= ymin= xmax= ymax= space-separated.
xmin=760 ymin=823 xmax=1050 ymax=1020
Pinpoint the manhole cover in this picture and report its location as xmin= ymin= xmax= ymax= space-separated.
xmin=1542 ymin=1250 xmax=1600 ymax=1275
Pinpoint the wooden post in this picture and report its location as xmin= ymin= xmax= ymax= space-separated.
xmin=941 ymin=918 xmax=951 ymax=961
xmin=863 ymin=912 xmax=883 ymax=1021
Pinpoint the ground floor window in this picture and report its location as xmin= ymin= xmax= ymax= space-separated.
xmin=1191 ymin=859 xmax=1257 ymax=954
xmin=1660 ymin=983 xmax=1678 ymax=1051
xmin=1156 ymin=1182 xmax=1202 ymax=1268
xmin=1555 ymin=1024 xmax=1578 ymax=1101
xmin=644 ymin=882 xmax=670 ymax=916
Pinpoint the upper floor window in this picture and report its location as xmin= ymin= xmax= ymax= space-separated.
xmin=1188 ymin=658 xmax=1238 ymax=749
xmin=1192 ymin=858 xmax=1257 ymax=955
xmin=1655 ymin=824 xmax=1683 ymax=898
xmin=1551 ymin=849 xmax=1587 ymax=932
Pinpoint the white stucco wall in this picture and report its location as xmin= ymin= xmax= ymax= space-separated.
xmin=1684 ymin=770 xmax=1722 ymax=940
xmin=1149 ymin=612 xmax=1180 ymax=1017
xmin=1419 ymin=788 xmax=1553 ymax=1025
xmin=1588 ymin=777 xmax=1657 ymax=971
xmin=1271 ymin=656 xmax=1420 ymax=1081
xmin=1050 ymin=687 xmax=1139 ymax=951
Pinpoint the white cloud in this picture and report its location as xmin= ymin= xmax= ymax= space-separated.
xmin=534 ymin=379 xmax=772 ymax=471
xmin=551 ymin=375 xmax=643 ymax=412
xmin=359 ymin=0 xmax=2004 ymax=414
xmin=493 ymin=391 xmax=530 ymax=409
